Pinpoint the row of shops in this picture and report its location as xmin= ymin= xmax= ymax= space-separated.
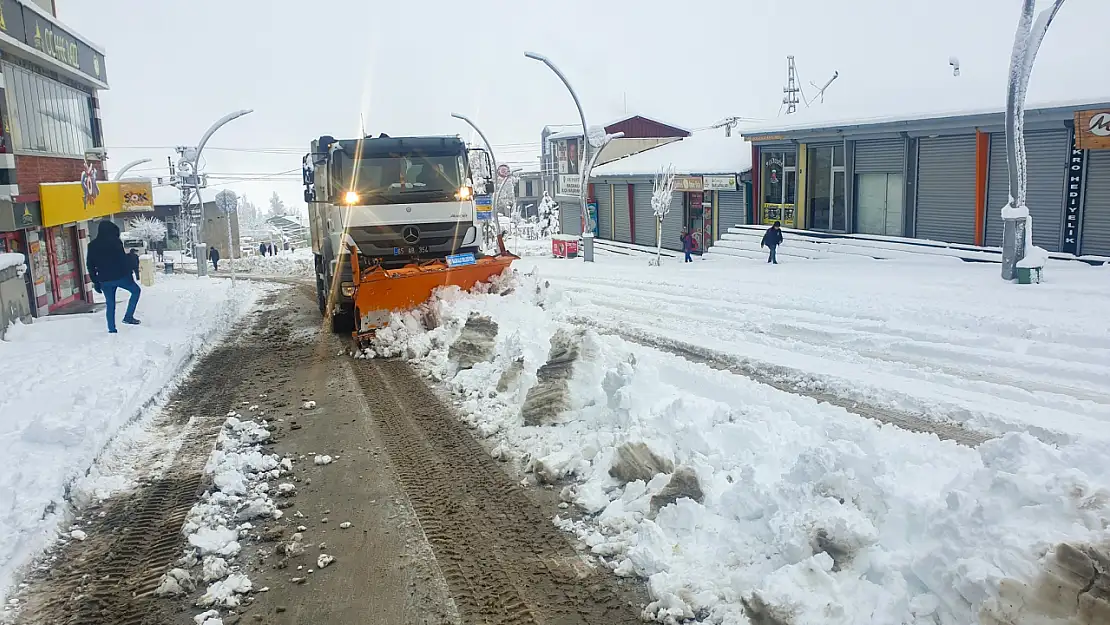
xmin=0 ymin=0 xmax=138 ymax=317
xmin=544 ymin=116 xmax=752 ymax=254
xmin=743 ymin=100 xmax=1110 ymax=258
xmin=547 ymin=102 xmax=1110 ymax=259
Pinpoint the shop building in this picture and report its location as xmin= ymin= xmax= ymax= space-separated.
xmin=514 ymin=170 xmax=541 ymax=218
xmin=742 ymin=99 xmax=1110 ymax=258
xmin=0 ymin=0 xmax=112 ymax=315
xmin=542 ymin=115 xmax=691 ymax=234
xmin=589 ymin=131 xmax=752 ymax=253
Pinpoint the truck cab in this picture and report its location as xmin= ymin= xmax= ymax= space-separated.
xmin=304 ymin=134 xmax=493 ymax=330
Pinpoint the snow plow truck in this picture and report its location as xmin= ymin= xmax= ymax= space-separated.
xmin=303 ymin=134 xmax=517 ymax=339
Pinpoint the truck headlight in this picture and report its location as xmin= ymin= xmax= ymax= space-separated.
xmin=343 ymin=191 xmax=360 ymax=205
xmin=341 ymin=282 xmax=355 ymax=297
xmin=456 ymin=186 xmax=472 ymax=200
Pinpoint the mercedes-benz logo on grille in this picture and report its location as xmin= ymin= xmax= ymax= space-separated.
xmin=401 ymin=226 xmax=420 ymax=244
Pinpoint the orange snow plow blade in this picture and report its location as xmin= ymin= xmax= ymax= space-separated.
xmin=349 ymin=251 xmax=517 ymax=339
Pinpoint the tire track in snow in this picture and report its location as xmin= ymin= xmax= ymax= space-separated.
xmin=575 ymin=317 xmax=992 ymax=448
xmin=351 ymin=358 xmax=644 ymax=625
xmin=10 ymin=295 xmax=281 ymax=625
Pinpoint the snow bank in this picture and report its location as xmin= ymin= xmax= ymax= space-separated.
xmin=366 ymin=269 xmax=1110 ymax=625
xmin=514 ymin=252 xmax=1110 ymax=443
xmin=0 ymin=276 xmax=264 ymax=604
xmin=174 ymin=414 xmax=290 ymax=620
xmin=226 ymin=248 xmax=312 ymax=277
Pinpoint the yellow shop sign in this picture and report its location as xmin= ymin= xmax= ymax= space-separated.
xmin=40 ymin=180 xmax=155 ymax=227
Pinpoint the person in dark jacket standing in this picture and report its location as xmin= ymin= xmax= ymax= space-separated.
xmin=679 ymin=228 xmax=695 ymax=263
xmin=86 ymin=221 xmax=141 ymax=333
xmin=258 ymin=242 xmax=266 ymax=256
xmin=127 ymin=248 xmax=141 ymax=281
xmin=761 ymin=221 xmax=784 ymax=264
xmin=209 ymin=245 xmax=221 ymax=271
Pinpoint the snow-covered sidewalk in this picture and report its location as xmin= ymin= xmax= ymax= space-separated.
xmin=516 ymin=252 xmax=1110 ymax=443
xmin=0 ymin=275 xmax=263 ymax=603
xmin=363 ymin=264 xmax=1110 ymax=625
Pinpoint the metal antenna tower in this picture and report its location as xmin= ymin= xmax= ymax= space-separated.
xmin=783 ymin=56 xmax=802 ymax=115
xmin=173 ymin=146 xmax=208 ymax=257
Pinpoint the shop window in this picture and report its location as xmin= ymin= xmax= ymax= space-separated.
xmin=807 ymin=145 xmax=846 ymax=232
xmin=2 ymin=63 xmax=95 ymax=157
xmin=760 ymin=149 xmax=797 ymax=224
xmin=856 ymin=173 xmax=904 ymax=236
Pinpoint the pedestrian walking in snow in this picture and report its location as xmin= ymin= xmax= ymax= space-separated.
xmin=258 ymin=242 xmax=266 ymax=257
xmin=761 ymin=221 xmax=784 ymax=264
xmin=127 ymin=248 xmax=141 ymax=281
xmin=86 ymin=220 xmax=141 ymax=333
xmin=680 ymin=228 xmax=695 ymax=263
xmin=269 ymin=242 xmax=277 ymax=256
xmin=209 ymin=246 xmax=221 ymax=271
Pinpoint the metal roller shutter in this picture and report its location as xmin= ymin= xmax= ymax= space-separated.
xmin=717 ymin=190 xmax=746 ymax=229
xmin=596 ymin=182 xmax=613 ymax=240
xmin=915 ymin=136 xmax=977 ymax=245
xmin=633 ymin=182 xmax=656 ymax=247
xmin=985 ymin=130 xmax=1068 ymax=251
xmin=613 ymin=183 xmax=631 ymax=243
xmin=1081 ymin=150 xmax=1110 ymax=257
xmin=559 ymin=201 xmax=581 ymax=235
xmin=660 ymin=193 xmax=684 ymax=252
xmin=854 ymin=138 xmax=906 ymax=174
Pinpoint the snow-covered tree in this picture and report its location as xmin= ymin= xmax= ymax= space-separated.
xmin=238 ymin=193 xmax=260 ymax=226
xmin=268 ymin=191 xmax=289 ymax=218
xmin=127 ymin=216 xmax=167 ymax=249
xmin=537 ymin=192 xmax=559 ymax=238
xmin=650 ymin=165 xmax=676 ymax=266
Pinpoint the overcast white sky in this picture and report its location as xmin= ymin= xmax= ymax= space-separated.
xmin=56 ymin=0 xmax=1108 ymax=214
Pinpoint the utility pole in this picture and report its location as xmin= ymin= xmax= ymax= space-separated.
xmin=783 ymin=56 xmax=802 ymax=115
xmin=1001 ymin=0 xmax=1066 ymax=281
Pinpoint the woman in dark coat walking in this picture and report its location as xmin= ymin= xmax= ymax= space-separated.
xmin=86 ymin=220 xmax=141 ymax=333
xmin=209 ymin=246 xmax=221 ymax=271
xmin=761 ymin=221 xmax=784 ymax=264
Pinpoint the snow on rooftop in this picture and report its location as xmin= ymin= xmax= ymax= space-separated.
xmin=593 ymin=130 xmax=751 ymax=177
xmin=742 ymin=95 xmax=1110 ymax=136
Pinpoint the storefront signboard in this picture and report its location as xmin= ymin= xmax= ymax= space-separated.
xmin=0 ymin=199 xmax=39 ymax=230
xmin=559 ymin=174 xmax=581 ymax=197
xmin=673 ymin=176 xmax=703 ymax=192
xmin=702 ymin=175 xmax=737 ymax=191
xmin=1063 ymin=140 xmax=1085 ymax=255
xmin=40 ymin=180 xmax=154 ymax=227
xmin=1074 ymin=110 xmax=1110 ymax=150
xmin=0 ymin=0 xmax=107 ymax=83
xmin=120 ymin=181 xmax=154 ymax=211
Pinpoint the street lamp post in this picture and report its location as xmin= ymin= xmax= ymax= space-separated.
xmin=1001 ymin=0 xmax=1065 ymax=281
xmin=524 ymin=51 xmax=600 ymax=262
xmin=451 ymin=112 xmax=500 ymax=250
xmin=113 ymin=158 xmax=152 ymax=180
xmin=179 ymin=109 xmax=253 ymax=267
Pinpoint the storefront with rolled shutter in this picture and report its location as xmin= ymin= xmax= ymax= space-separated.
xmin=596 ymin=182 xmax=613 ymax=240
xmin=985 ymin=130 xmax=1068 ymax=251
xmin=914 ymin=135 xmax=978 ymax=245
xmin=1081 ymin=149 xmax=1110 ymax=257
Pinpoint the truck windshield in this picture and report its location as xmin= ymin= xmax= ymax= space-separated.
xmin=333 ymin=153 xmax=464 ymax=205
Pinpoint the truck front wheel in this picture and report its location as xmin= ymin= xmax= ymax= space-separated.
xmin=331 ymin=308 xmax=355 ymax=334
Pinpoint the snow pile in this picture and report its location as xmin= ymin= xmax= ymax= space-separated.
xmin=366 ymin=269 xmax=1110 ymax=625
xmin=165 ymin=414 xmax=290 ymax=620
xmin=0 ymin=253 xmax=24 ymax=272
xmin=226 ymin=248 xmax=312 ymax=277
xmin=0 ymin=276 xmax=264 ymax=605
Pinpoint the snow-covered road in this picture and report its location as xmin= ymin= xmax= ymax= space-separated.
xmin=366 ymin=249 xmax=1110 ymax=624
xmin=0 ymin=275 xmax=263 ymax=604
xmin=516 ymin=252 xmax=1110 ymax=443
